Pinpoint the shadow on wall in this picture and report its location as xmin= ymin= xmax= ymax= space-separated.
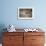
xmin=0 ymin=24 xmax=7 ymax=43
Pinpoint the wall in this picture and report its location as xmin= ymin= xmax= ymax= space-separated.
xmin=0 ymin=0 xmax=46 ymax=30
xmin=0 ymin=0 xmax=46 ymax=29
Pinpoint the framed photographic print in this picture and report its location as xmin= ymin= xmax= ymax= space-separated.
xmin=18 ymin=7 xmax=34 ymax=19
